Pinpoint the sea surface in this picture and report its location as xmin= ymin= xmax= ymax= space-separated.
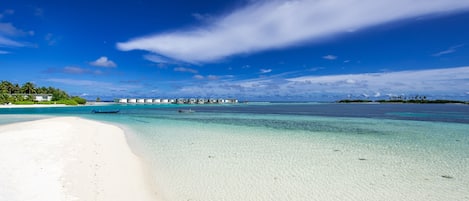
xmin=1 ymin=103 xmax=469 ymax=201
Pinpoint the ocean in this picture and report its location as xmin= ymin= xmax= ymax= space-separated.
xmin=1 ymin=103 xmax=468 ymax=200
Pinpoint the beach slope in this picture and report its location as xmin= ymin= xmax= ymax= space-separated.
xmin=0 ymin=117 xmax=158 ymax=201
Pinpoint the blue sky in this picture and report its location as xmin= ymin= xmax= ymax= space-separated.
xmin=1 ymin=0 xmax=469 ymax=101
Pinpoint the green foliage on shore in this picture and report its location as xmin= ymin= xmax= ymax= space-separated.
xmin=0 ymin=80 xmax=86 ymax=105
xmin=338 ymin=99 xmax=468 ymax=104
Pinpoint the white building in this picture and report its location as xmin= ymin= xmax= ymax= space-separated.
xmin=137 ymin=99 xmax=145 ymax=103
xmin=153 ymin=99 xmax=161 ymax=103
xmin=128 ymin=99 xmax=137 ymax=103
xmin=189 ymin=98 xmax=196 ymax=104
xmin=161 ymin=99 xmax=169 ymax=103
xmin=145 ymin=99 xmax=153 ymax=103
xmin=33 ymin=94 xmax=53 ymax=102
xmin=197 ymin=98 xmax=205 ymax=104
xmin=118 ymin=98 xmax=128 ymax=103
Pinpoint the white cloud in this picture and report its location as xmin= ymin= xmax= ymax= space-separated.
xmin=45 ymin=78 xmax=142 ymax=96
xmin=432 ymin=44 xmax=464 ymax=56
xmin=0 ymin=50 xmax=9 ymax=54
xmin=63 ymin=66 xmax=102 ymax=75
xmin=192 ymin=13 xmax=213 ymax=22
xmin=0 ymin=35 xmax=24 ymax=47
xmin=323 ymin=55 xmax=338 ymax=60
xmin=260 ymin=68 xmax=272 ymax=73
xmin=0 ymin=21 xmax=33 ymax=38
xmin=193 ymin=75 xmax=204 ymax=80
xmin=170 ymin=66 xmax=469 ymax=100
xmin=174 ymin=67 xmax=198 ymax=74
xmin=207 ymin=75 xmax=219 ymax=80
xmin=287 ymin=66 xmax=469 ymax=95
xmin=117 ymin=0 xmax=469 ymax=63
xmin=44 ymin=33 xmax=60 ymax=46
xmin=143 ymin=54 xmax=173 ymax=64
xmin=89 ymin=56 xmax=117 ymax=68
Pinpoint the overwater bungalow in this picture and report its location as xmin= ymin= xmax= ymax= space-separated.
xmin=197 ymin=98 xmax=205 ymax=104
xmin=189 ymin=98 xmax=196 ymax=104
xmin=177 ymin=98 xmax=185 ymax=104
xmin=153 ymin=99 xmax=161 ymax=103
xmin=145 ymin=99 xmax=153 ymax=103
xmin=128 ymin=98 xmax=137 ymax=103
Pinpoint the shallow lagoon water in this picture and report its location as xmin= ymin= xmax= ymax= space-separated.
xmin=1 ymin=103 xmax=469 ymax=200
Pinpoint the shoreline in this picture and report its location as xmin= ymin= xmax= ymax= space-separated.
xmin=0 ymin=104 xmax=70 ymax=108
xmin=0 ymin=117 xmax=159 ymax=201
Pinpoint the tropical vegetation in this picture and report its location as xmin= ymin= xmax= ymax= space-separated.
xmin=0 ymin=80 xmax=86 ymax=105
xmin=337 ymin=95 xmax=468 ymax=104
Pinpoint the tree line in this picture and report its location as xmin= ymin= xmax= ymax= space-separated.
xmin=0 ymin=80 xmax=86 ymax=105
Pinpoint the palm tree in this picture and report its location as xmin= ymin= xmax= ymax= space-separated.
xmin=0 ymin=80 xmax=14 ymax=94
xmin=12 ymin=84 xmax=20 ymax=94
xmin=21 ymin=82 xmax=37 ymax=94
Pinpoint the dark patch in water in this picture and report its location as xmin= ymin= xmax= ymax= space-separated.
xmin=441 ymin=175 xmax=453 ymax=179
xmin=152 ymin=116 xmax=391 ymax=135
xmin=358 ymin=158 xmax=367 ymax=161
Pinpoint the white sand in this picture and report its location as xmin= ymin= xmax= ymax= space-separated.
xmin=0 ymin=117 xmax=159 ymax=201
xmin=0 ymin=104 xmax=69 ymax=108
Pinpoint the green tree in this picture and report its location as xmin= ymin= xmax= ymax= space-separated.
xmin=0 ymin=80 xmax=14 ymax=94
xmin=21 ymin=82 xmax=37 ymax=94
xmin=51 ymin=89 xmax=69 ymax=101
xmin=12 ymin=84 xmax=20 ymax=94
xmin=36 ymin=87 xmax=48 ymax=94
xmin=72 ymin=96 xmax=87 ymax=104
xmin=96 ymin=97 xmax=101 ymax=102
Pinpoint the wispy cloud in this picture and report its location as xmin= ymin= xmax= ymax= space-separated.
xmin=0 ymin=35 xmax=25 ymax=47
xmin=260 ymin=68 xmax=272 ymax=73
xmin=143 ymin=54 xmax=174 ymax=64
xmin=0 ymin=50 xmax=9 ymax=54
xmin=193 ymin=75 xmax=204 ymax=80
xmin=0 ymin=9 xmax=14 ymax=20
xmin=174 ymin=67 xmax=198 ymax=74
xmin=42 ymin=66 xmax=102 ymax=75
xmin=117 ymin=0 xmax=469 ymax=63
xmin=432 ymin=44 xmax=464 ymax=56
xmin=192 ymin=13 xmax=214 ymax=22
xmin=89 ymin=56 xmax=117 ymax=68
xmin=323 ymin=55 xmax=338 ymax=60
xmin=44 ymin=78 xmax=143 ymax=98
xmin=44 ymin=33 xmax=60 ymax=46
xmin=0 ymin=10 xmax=33 ymax=49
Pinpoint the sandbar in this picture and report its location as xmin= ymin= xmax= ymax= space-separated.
xmin=0 ymin=117 xmax=159 ymax=201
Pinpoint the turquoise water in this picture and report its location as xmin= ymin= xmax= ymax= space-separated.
xmin=1 ymin=103 xmax=469 ymax=200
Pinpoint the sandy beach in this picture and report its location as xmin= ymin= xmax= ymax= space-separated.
xmin=0 ymin=117 xmax=158 ymax=201
xmin=0 ymin=104 xmax=70 ymax=109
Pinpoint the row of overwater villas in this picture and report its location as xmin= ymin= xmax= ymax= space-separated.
xmin=116 ymin=98 xmax=238 ymax=104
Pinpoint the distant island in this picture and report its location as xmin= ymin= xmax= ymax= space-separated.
xmin=337 ymin=96 xmax=468 ymax=104
xmin=0 ymin=80 xmax=86 ymax=105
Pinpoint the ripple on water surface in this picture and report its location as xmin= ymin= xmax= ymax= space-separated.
xmin=123 ymin=113 xmax=469 ymax=201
